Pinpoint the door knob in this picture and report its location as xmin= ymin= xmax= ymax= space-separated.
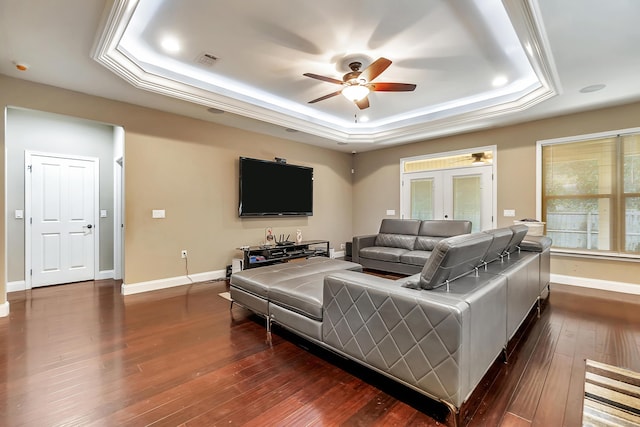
xmin=86 ymin=224 xmax=93 ymax=229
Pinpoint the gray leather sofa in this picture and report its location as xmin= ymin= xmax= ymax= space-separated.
xmin=352 ymin=219 xmax=472 ymax=274
xmin=230 ymin=224 xmax=551 ymax=425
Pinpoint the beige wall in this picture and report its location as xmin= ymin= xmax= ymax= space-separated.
xmin=0 ymin=75 xmax=353 ymax=296
xmin=2 ymin=74 xmax=640 ymax=305
xmin=353 ymin=101 xmax=640 ymax=286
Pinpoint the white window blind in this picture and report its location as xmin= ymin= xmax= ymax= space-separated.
xmin=541 ymin=133 xmax=640 ymax=256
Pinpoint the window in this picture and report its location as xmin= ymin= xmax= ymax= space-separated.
xmin=540 ymin=131 xmax=640 ymax=256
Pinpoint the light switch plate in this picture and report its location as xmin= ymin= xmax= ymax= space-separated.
xmin=386 ymin=209 xmax=396 ymax=216
xmin=152 ymin=209 xmax=166 ymax=219
xmin=15 ymin=209 xmax=24 ymax=219
xmin=504 ymin=209 xmax=516 ymax=217
xmin=100 ymin=209 xmax=108 ymax=218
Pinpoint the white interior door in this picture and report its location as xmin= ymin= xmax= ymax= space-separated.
xmin=28 ymin=153 xmax=97 ymax=287
xmin=402 ymin=166 xmax=494 ymax=231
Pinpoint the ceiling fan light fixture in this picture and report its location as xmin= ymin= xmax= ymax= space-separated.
xmin=342 ymin=84 xmax=370 ymax=102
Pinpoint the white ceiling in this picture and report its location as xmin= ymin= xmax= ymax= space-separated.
xmin=1 ymin=0 xmax=640 ymax=152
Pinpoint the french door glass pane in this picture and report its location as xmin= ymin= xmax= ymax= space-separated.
xmin=453 ymin=176 xmax=481 ymax=232
xmin=410 ymin=178 xmax=434 ymax=219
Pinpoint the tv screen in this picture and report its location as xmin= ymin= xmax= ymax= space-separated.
xmin=239 ymin=157 xmax=313 ymax=217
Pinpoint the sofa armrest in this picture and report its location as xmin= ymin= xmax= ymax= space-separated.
xmin=520 ymin=235 xmax=552 ymax=252
xmin=322 ymin=271 xmax=470 ymax=408
xmin=351 ymin=234 xmax=377 ymax=263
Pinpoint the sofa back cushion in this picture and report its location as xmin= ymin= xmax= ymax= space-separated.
xmin=505 ymin=224 xmax=529 ymax=254
xmin=482 ymin=227 xmax=513 ymax=263
xmin=375 ymin=233 xmax=416 ymax=250
xmin=418 ymin=220 xmax=472 ymax=237
xmin=418 ymin=233 xmax=493 ymax=290
xmin=414 ymin=236 xmax=443 ymax=251
xmin=374 ymin=219 xmax=421 ymax=251
xmin=379 ymin=218 xmax=421 ymax=235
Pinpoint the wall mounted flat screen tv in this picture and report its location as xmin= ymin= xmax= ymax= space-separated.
xmin=239 ymin=157 xmax=313 ymax=217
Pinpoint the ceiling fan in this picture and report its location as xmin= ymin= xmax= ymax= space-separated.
xmin=303 ymin=57 xmax=417 ymax=110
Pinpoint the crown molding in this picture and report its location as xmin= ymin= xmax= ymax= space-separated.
xmin=92 ymin=0 xmax=560 ymax=145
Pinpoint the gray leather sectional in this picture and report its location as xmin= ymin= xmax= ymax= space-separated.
xmin=229 ymin=222 xmax=551 ymax=424
xmin=352 ymin=219 xmax=472 ymax=275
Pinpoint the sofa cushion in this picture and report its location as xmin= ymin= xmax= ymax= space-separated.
xmin=379 ymin=218 xmax=421 ymax=235
xmin=230 ymin=257 xmax=361 ymax=297
xmin=269 ymin=270 xmax=351 ymax=321
xmin=359 ymin=246 xmax=409 ymax=262
xmin=399 ymin=250 xmax=432 ymax=266
xmin=418 ymin=219 xmax=472 ymax=237
xmin=415 ymin=236 xmax=444 ymax=251
xmin=482 ymin=227 xmax=513 ymax=263
xmin=520 ymin=235 xmax=552 ymax=252
xmin=418 ymin=233 xmax=493 ymax=290
xmin=374 ymin=233 xmax=416 ymax=250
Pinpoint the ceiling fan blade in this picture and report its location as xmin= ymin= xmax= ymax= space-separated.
xmin=308 ymin=90 xmax=343 ymax=104
xmin=360 ymin=57 xmax=392 ymax=82
xmin=370 ymin=82 xmax=417 ymax=92
xmin=303 ymin=73 xmax=344 ymax=85
xmin=355 ymin=97 xmax=370 ymax=110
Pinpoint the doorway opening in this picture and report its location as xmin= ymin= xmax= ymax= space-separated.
xmin=5 ymin=107 xmax=124 ymax=292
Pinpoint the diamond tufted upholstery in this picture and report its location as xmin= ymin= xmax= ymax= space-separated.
xmin=322 ymin=271 xmax=469 ymax=406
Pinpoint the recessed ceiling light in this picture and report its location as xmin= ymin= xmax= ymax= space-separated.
xmin=358 ymin=116 xmax=370 ymax=123
xmin=285 ymin=128 xmax=298 ymax=133
xmin=206 ymin=107 xmax=224 ymax=114
xmin=580 ymin=84 xmax=606 ymax=93
xmin=161 ymin=36 xmax=180 ymax=53
xmin=14 ymin=62 xmax=29 ymax=71
xmin=492 ymin=75 xmax=508 ymax=87
xmin=337 ymin=142 xmax=348 ymax=145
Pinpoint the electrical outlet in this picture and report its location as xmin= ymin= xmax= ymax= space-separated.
xmin=340 ymin=243 xmax=345 ymax=250
xmin=181 ymin=250 xmax=188 ymax=259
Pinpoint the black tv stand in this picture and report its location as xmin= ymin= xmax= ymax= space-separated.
xmin=239 ymin=240 xmax=329 ymax=269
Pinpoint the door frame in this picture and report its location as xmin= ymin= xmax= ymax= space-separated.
xmin=24 ymin=151 xmax=100 ymax=289
xmin=399 ymin=146 xmax=497 ymax=230
xmin=114 ymin=156 xmax=124 ymax=280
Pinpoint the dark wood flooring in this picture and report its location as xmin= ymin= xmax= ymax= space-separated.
xmin=1 ymin=278 xmax=640 ymax=426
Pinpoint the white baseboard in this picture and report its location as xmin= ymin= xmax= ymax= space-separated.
xmin=7 ymin=280 xmax=26 ymax=293
xmin=97 ymin=270 xmax=114 ymax=280
xmin=0 ymin=301 xmax=9 ymax=317
xmin=551 ymin=274 xmax=640 ymax=296
xmin=7 ymin=272 xmax=112 ymax=293
xmin=121 ymin=269 xmax=226 ymax=295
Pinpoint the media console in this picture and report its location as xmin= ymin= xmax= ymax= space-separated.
xmin=239 ymin=240 xmax=329 ymax=269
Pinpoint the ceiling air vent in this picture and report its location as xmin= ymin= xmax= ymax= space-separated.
xmin=196 ymin=52 xmax=218 ymax=67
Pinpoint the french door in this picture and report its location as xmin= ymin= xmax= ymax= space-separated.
xmin=401 ymin=166 xmax=494 ymax=231
xmin=26 ymin=153 xmax=98 ymax=287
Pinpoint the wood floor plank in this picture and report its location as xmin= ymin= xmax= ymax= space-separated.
xmin=531 ymin=352 xmax=573 ymax=426
xmin=500 ymin=412 xmax=532 ymax=427
xmin=2 ymin=280 xmax=640 ymax=427
xmin=507 ymin=313 xmax=563 ymax=421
